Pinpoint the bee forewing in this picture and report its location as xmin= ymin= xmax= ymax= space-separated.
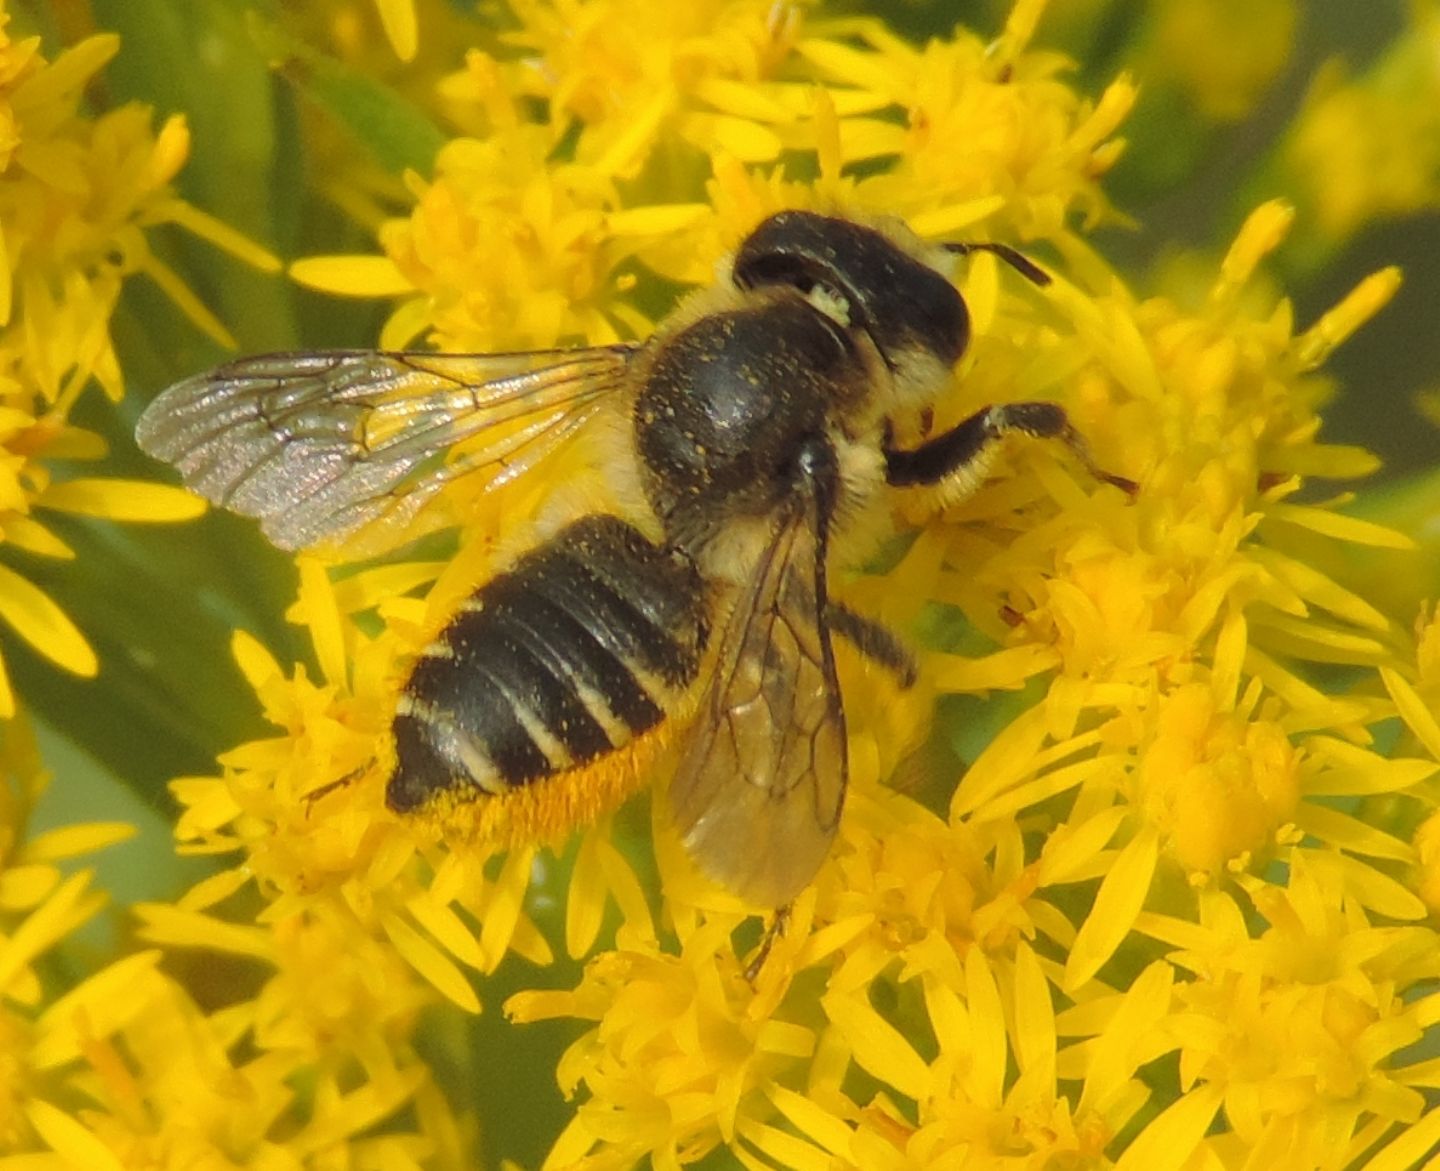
xmin=136 ymin=346 xmax=637 ymax=554
xmin=669 ymin=505 xmax=847 ymax=907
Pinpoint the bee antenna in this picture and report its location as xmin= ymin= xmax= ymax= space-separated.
xmin=942 ymin=241 xmax=1051 ymax=287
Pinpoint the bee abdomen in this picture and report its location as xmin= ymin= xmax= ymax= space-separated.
xmin=387 ymin=515 xmax=708 ymax=812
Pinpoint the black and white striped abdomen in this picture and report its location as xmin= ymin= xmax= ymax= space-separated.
xmin=386 ymin=515 xmax=709 ymax=812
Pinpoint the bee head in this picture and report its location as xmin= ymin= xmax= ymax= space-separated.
xmin=732 ymin=211 xmax=970 ymax=376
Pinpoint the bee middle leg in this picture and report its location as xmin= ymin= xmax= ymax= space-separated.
xmin=884 ymin=402 xmax=1136 ymax=495
xmin=827 ymin=601 xmax=918 ymax=688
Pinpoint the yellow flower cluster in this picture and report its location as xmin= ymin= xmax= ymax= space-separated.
xmin=0 ymin=9 xmax=468 ymax=1166
xmin=502 ymin=203 xmax=1440 ymax=1167
xmin=154 ymin=2 xmax=1440 ymax=1167
xmin=9 ymin=0 xmax=1440 ymax=1168
xmin=1281 ymin=3 xmax=1440 ymax=252
xmin=0 ymin=9 xmax=279 ymax=715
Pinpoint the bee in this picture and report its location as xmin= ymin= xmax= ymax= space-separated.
xmin=137 ymin=211 xmax=1131 ymax=908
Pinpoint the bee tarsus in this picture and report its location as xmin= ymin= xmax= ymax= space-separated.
xmin=884 ymin=400 xmax=1136 ymax=495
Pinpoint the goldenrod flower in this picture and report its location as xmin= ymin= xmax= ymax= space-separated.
xmin=3 ymin=607 xmax=469 ymax=1164
xmin=480 ymin=0 xmax=805 ymax=177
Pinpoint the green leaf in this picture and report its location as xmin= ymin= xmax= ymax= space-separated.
xmin=247 ymin=12 xmax=446 ymax=177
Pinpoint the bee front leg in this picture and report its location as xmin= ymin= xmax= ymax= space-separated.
xmin=884 ymin=402 xmax=1136 ymax=495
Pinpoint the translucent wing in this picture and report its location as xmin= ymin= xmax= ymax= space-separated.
xmin=136 ymin=345 xmax=638 ymax=554
xmin=669 ymin=492 xmax=847 ymax=907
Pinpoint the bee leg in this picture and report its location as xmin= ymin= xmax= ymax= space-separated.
xmin=941 ymin=240 xmax=1052 ymax=287
xmin=826 ymin=602 xmax=918 ymax=688
xmin=884 ymin=402 xmax=1137 ymax=495
xmin=744 ymin=903 xmax=792 ymax=984
xmin=303 ymin=760 xmax=371 ymax=812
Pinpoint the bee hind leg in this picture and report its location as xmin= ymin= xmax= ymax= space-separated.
xmin=827 ymin=602 xmax=917 ymax=688
xmin=744 ymin=904 xmax=792 ymax=984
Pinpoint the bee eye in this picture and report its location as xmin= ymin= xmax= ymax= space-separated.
xmin=735 ymin=251 xmax=830 ymax=295
xmin=734 ymin=253 xmax=854 ymax=328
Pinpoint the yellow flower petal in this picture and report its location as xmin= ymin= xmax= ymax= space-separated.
xmin=479 ymin=845 xmax=534 ymax=973
xmin=230 ymin=628 xmax=282 ymax=693
xmin=1292 ymin=266 xmax=1403 ymax=371
xmin=566 ymin=831 xmax=607 ymax=959
xmin=1065 ymin=826 xmax=1159 ymax=990
xmin=381 ymin=911 xmax=480 ymax=1012
xmin=692 ymin=113 xmax=783 ymax=163
xmin=1078 ymin=961 xmax=1174 ymax=1113
xmin=290 ymin=254 xmax=415 ymax=296
xmin=1213 ymin=199 xmax=1294 ymax=304
xmin=1264 ymin=502 xmax=1416 ymax=549
xmin=1250 ymin=546 xmax=1391 ymax=631
xmin=0 ymin=864 xmax=60 ymax=911
xmin=930 ymin=644 xmax=1062 ymax=693
xmin=1306 ymin=850 xmax=1426 ymax=920
xmin=0 ymin=652 xmax=15 ymax=718
xmin=404 ymin=891 xmax=487 ymax=970
xmin=0 ymin=562 xmax=97 ymax=676
xmin=0 ymin=220 xmax=10 ymax=326
xmin=1013 ymin=940 xmax=1057 ymax=1078
xmin=907 ymin=196 xmax=1007 ymax=240
xmin=374 ymin=0 xmax=418 ymax=62
xmin=765 ymin=1084 xmax=852 ymax=1157
xmin=23 ymin=822 xmax=135 ymax=863
xmin=1293 ymin=804 xmax=1413 ymax=863
xmin=139 ymin=252 xmax=236 ymax=349
xmin=594 ymin=833 xmax=655 ymax=947
xmin=134 ymin=903 xmax=273 ymax=961
xmin=37 ymin=477 xmax=205 ymax=521
xmin=1112 ymin=1083 xmax=1224 ymax=1171
xmin=25 ymin=1100 xmax=125 ymax=1171
xmin=0 ymin=873 xmax=104 ymax=992
xmin=965 ymin=948 xmax=1006 ymax=1108
xmin=1360 ymin=1097 xmax=1440 ymax=1171
xmin=297 ymin=557 xmax=347 ymax=689
xmin=1038 ymin=807 xmax=1127 ymax=886
xmin=31 ymin=951 xmax=164 ymax=1068
xmin=1265 ymin=442 xmax=1381 ymax=479
xmin=175 ymin=866 xmax=251 ymax=912
xmin=822 ymin=991 xmax=928 ymax=1101
xmin=605 ymin=204 xmax=712 ymax=238
xmin=1381 ymin=666 xmax=1440 ymax=762
xmin=796 ymin=38 xmax=902 ymax=94
xmin=18 ymin=33 xmax=120 ymax=108
xmin=3 ymin=514 xmax=74 ymax=559
xmin=733 ymin=1119 xmax=833 ymax=1171
xmin=143 ymin=198 xmax=282 ymax=272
